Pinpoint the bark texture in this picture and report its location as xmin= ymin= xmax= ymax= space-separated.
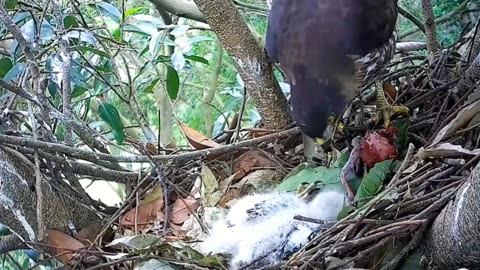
xmin=0 ymin=147 xmax=100 ymax=253
xmin=422 ymin=161 xmax=480 ymax=269
xmin=191 ymin=0 xmax=292 ymax=129
xmin=421 ymin=0 xmax=439 ymax=58
xmin=456 ymin=52 xmax=480 ymax=99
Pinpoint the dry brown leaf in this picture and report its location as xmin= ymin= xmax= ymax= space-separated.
xmin=431 ymin=99 xmax=480 ymax=145
xmin=232 ymin=169 xmax=283 ymax=192
xmin=233 ymin=149 xmax=278 ymax=180
xmin=383 ymin=81 xmax=397 ymax=103
xmin=200 ymin=164 xmax=221 ymax=207
xmin=418 ymin=143 xmax=480 ymax=159
xmin=219 ymin=173 xmax=238 ymax=194
xmin=178 ymin=122 xmax=222 ymax=150
xmin=217 ymin=188 xmax=242 ymax=208
xmin=467 ymin=111 xmax=480 ymax=129
xmin=142 ymin=184 xmax=163 ymax=205
xmin=77 ymin=222 xmax=103 ymax=242
xmin=170 ymin=198 xmax=200 ymax=225
xmin=120 ymin=199 xmax=164 ymax=231
xmin=47 ymin=230 xmax=85 ymax=265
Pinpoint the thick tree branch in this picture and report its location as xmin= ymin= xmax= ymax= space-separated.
xmin=191 ymin=0 xmax=292 ymax=129
xmin=423 ymin=160 xmax=480 ymax=269
xmin=149 ymin=0 xmax=206 ymax=23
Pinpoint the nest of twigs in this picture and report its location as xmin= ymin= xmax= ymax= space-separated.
xmin=267 ymin=44 xmax=480 ymax=270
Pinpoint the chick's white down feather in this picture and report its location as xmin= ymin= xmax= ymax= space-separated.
xmin=200 ymin=190 xmax=346 ymax=269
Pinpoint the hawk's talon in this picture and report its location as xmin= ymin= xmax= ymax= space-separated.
xmin=374 ymin=81 xmax=410 ymax=128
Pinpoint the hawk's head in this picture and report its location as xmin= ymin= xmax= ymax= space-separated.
xmin=289 ymin=73 xmax=351 ymax=144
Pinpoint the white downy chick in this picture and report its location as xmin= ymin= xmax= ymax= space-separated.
xmin=200 ymin=189 xmax=346 ymax=269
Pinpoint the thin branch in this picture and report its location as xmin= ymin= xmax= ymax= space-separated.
xmin=398 ymin=5 xmax=425 ymax=34
xmin=51 ymin=0 xmax=73 ymax=145
xmin=421 ymin=0 xmax=440 ymax=58
xmin=400 ymin=0 xmax=470 ymax=39
xmin=0 ymin=5 xmax=40 ymax=76
xmin=0 ymin=127 xmax=300 ymax=163
xmin=0 ymin=79 xmax=42 ymax=106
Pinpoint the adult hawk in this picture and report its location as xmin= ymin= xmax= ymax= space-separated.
xmin=266 ymin=0 xmax=407 ymax=147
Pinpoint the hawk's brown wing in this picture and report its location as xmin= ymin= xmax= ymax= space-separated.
xmin=265 ymin=0 xmax=398 ymax=139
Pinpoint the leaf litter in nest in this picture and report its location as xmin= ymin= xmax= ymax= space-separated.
xmin=200 ymin=164 xmax=221 ymax=207
xmin=170 ymin=197 xmax=200 ymax=225
xmin=431 ymin=98 xmax=480 ymax=145
xmin=233 ymin=149 xmax=279 ymax=180
xmin=178 ymin=121 xmax=222 ymax=150
xmin=120 ymin=199 xmax=164 ymax=231
xmin=47 ymin=230 xmax=85 ymax=265
xmin=120 ymin=184 xmax=165 ymax=231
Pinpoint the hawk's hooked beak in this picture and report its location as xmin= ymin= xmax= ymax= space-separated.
xmin=315 ymin=114 xmax=344 ymax=149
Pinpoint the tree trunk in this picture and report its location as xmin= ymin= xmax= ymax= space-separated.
xmin=422 ymin=160 xmax=480 ymax=269
xmin=190 ymin=0 xmax=292 ymax=130
xmin=0 ymin=147 xmax=100 ymax=253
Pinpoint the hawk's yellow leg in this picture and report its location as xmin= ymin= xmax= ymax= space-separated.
xmin=374 ymin=81 xmax=410 ymax=128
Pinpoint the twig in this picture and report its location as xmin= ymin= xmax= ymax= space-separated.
xmin=398 ymin=6 xmax=425 ymax=34
xmin=28 ymin=101 xmax=45 ymax=256
xmin=380 ymin=223 xmax=428 ymax=270
xmin=400 ymin=0 xmax=470 ymax=39
xmin=51 ymin=0 xmax=73 ymax=145
xmin=233 ymin=86 xmax=247 ymax=143
xmin=387 ymin=143 xmax=415 ymax=188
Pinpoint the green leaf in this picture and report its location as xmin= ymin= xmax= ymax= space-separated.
xmin=5 ymin=0 xmax=17 ymax=10
xmin=107 ymin=235 xmax=162 ymax=250
xmin=0 ymin=58 xmax=13 ymax=78
xmin=392 ymin=119 xmax=410 ymax=151
xmin=112 ymin=27 xmax=122 ymax=42
xmin=72 ymin=86 xmax=88 ymax=98
xmin=332 ymin=150 xmax=351 ymax=168
xmin=276 ymin=165 xmax=343 ymax=192
xmin=63 ymin=15 xmax=79 ymax=29
xmin=94 ymin=2 xmax=121 ymax=22
xmin=135 ymin=259 xmax=175 ymax=270
xmin=47 ymin=80 xmax=58 ymax=98
xmin=98 ymin=102 xmax=125 ymax=144
xmin=155 ymin=55 xmax=171 ymax=63
xmin=355 ymin=159 xmax=394 ymax=206
xmin=165 ymin=65 xmax=179 ymax=101
xmin=337 ymin=205 xmax=355 ymax=220
xmin=78 ymin=45 xmax=109 ymax=58
xmin=143 ymin=78 xmax=160 ymax=93
xmin=149 ymin=31 xmax=163 ymax=57
xmin=4 ymin=63 xmax=24 ymax=82
xmin=184 ymin=54 xmax=209 ymax=65
xmin=124 ymin=7 xmax=145 ymax=18
xmin=70 ymin=67 xmax=89 ymax=89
